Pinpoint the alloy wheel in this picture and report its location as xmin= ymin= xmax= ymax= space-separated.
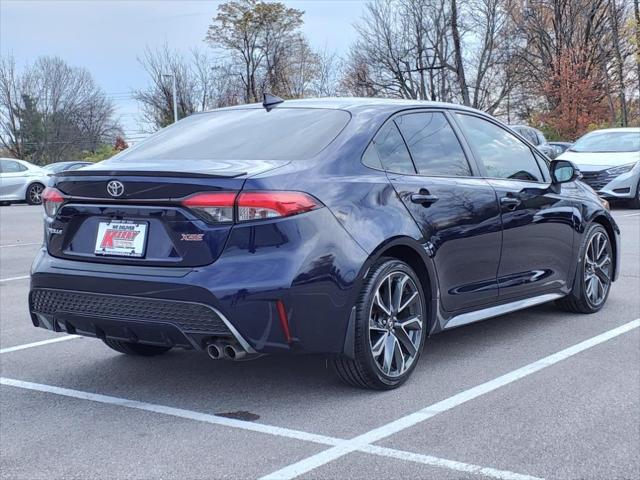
xmin=583 ymin=231 xmax=612 ymax=307
xmin=368 ymin=271 xmax=423 ymax=377
xmin=29 ymin=184 xmax=44 ymax=204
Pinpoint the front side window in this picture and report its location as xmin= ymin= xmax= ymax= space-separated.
xmin=457 ymin=114 xmax=543 ymax=182
xmin=369 ymin=122 xmax=415 ymax=174
xmin=395 ymin=112 xmax=471 ymax=176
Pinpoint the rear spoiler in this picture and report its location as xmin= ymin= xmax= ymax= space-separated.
xmin=56 ymin=170 xmax=247 ymax=179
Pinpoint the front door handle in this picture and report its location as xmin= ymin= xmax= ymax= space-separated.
xmin=500 ymin=197 xmax=521 ymax=210
xmin=411 ymin=192 xmax=439 ymax=206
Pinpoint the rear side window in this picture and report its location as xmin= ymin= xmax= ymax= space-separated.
xmin=368 ymin=122 xmax=415 ymax=174
xmin=457 ymin=114 xmax=543 ymax=182
xmin=110 ymin=108 xmax=350 ymax=162
xmin=0 ymin=160 xmax=27 ymax=173
xmin=395 ymin=112 xmax=471 ymax=176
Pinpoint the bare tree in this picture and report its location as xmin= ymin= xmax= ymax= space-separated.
xmin=0 ymin=55 xmax=119 ymax=163
xmin=0 ymin=56 xmax=24 ymax=158
xmin=133 ymin=44 xmax=200 ymax=129
xmin=313 ymin=48 xmax=343 ymax=97
xmin=343 ymin=0 xmax=514 ymax=113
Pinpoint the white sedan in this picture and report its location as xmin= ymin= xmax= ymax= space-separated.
xmin=0 ymin=158 xmax=51 ymax=205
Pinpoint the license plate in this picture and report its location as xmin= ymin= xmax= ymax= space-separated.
xmin=94 ymin=221 xmax=147 ymax=258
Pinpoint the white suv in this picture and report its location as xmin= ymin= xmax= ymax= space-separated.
xmin=557 ymin=128 xmax=640 ymax=208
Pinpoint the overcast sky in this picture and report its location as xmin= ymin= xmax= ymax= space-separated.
xmin=1 ymin=0 xmax=365 ymax=139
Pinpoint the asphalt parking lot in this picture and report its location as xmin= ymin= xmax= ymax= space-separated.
xmin=1 ymin=204 xmax=639 ymax=480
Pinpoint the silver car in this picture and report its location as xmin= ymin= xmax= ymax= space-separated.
xmin=557 ymin=128 xmax=640 ymax=208
xmin=0 ymin=158 xmax=50 ymax=205
xmin=509 ymin=125 xmax=557 ymax=158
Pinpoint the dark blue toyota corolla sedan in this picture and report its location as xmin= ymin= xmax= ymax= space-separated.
xmin=30 ymin=97 xmax=620 ymax=389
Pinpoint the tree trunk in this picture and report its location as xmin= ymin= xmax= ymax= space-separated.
xmin=634 ymin=0 xmax=640 ymax=100
xmin=609 ymin=0 xmax=628 ymax=126
xmin=450 ymin=0 xmax=470 ymax=106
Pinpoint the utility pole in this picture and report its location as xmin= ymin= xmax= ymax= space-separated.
xmin=163 ymin=74 xmax=178 ymax=123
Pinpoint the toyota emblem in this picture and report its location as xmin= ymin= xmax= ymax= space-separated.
xmin=106 ymin=180 xmax=125 ymax=198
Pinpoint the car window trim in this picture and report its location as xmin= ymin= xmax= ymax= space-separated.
xmin=360 ymin=107 xmax=483 ymax=179
xmin=452 ymin=112 xmax=549 ymax=185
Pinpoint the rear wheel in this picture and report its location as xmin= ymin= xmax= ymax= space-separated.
xmin=103 ymin=339 xmax=172 ymax=356
xmin=332 ymin=258 xmax=426 ymax=390
xmin=26 ymin=183 xmax=44 ymax=205
xmin=557 ymin=224 xmax=613 ymax=314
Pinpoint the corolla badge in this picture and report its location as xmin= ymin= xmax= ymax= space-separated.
xmin=106 ymin=180 xmax=125 ymax=198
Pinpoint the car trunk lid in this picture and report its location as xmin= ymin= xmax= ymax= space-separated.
xmin=46 ymin=159 xmax=288 ymax=267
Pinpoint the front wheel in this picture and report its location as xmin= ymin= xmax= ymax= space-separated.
xmin=332 ymin=258 xmax=427 ymax=390
xmin=557 ymin=224 xmax=613 ymax=314
xmin=26 ymin=183 xmax=44 ymax=205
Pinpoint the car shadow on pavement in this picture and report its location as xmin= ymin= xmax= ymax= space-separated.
xmin=68 ymin=301 xmax=573 ymax=398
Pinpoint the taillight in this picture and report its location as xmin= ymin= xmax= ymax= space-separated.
xmin=42 ymin=187 xmax=65 ymax=217
xmin=181 ymin=191 xmax=321 ymax=224
xmin=236 ymin=192 xmax=319 ymax=221
xmin=182 ymin=192 xmax=236 ymax=223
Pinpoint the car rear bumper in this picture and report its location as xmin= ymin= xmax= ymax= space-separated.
xmin=29 ymin=208 xmax=368 ymax=354
xmin=29 ymin=287 xmax=255 ymax=352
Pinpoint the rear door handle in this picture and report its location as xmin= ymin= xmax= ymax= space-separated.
xmin=500 ymin=197 xmax=521 ymax=210
xmin=410 ymin=193 xmax=439 ymax=206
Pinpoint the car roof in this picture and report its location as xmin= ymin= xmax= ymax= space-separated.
xmin=584 ymin=127 xmax=640 ymax=134
xmin=203 ymin=97 xmax=485 ymax=115
xmin=48 ymin=161 xmax=88 ymax=165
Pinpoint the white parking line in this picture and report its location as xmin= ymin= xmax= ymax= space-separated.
xmin=0 ymin=242 xmax=41 ymax=248
xmin=259 ymin=318 xmax=640 ymax=480
xmin=0 ymin=377 xmax=541 ymax=480
xmin=0 ymin=275 xmax=30 ymax=283
xmin=623 ymin=212 xmax=640 ymax=217
xmin=0 ymin=335 xmax=79 ymax=354
xmin=361 ymin=445 xmax=540 ymax=480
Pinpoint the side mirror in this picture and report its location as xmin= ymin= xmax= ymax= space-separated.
xmin=550 ymin=160 xmax=581 ymax=184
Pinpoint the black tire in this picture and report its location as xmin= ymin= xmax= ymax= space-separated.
xmin=25 ymin=183 xmax=44 ymax=205
xmin=629 ymin=180 xmax=640 ymax=209
xmin=103 ymin=338 xmax=172 ymax=356
xmin=556 ymin=223 xmax=613 ymax=314
xmin=332 ymin=258 xmax=427 ymax=390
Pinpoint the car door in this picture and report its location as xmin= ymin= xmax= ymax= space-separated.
xmin=365 ymin=110 xmax=503 ymax=312
xmin=454 ymin=113 xmax=575 ymax=301
xmin=0 ymin=159 xmax=28 ymax=200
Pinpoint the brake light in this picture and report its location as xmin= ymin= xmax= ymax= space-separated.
xmin=237 ymin=192 xmax=319 ymax=221
xmin=42 ymin=187 xmax=65 ymax=217
xmin=182 ymin=192 xmax=236 ymax=223
xmin=182 ymin=191 xmax=321 ymax=224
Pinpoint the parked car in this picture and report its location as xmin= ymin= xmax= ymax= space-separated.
xmin=0 ymin=158 xmax=50 ymax=205
xmin=548 ymin=141 xmax=573 ymax=158
xmin=30 ymin=98 xmax=620 ymax=389
xmin=43 ymin=161 xmax=92 ymax=174
xmin=509 ymin=125 xmax=557 ymax=158
xmin=557 ymin=127 xmax=640 ymax=208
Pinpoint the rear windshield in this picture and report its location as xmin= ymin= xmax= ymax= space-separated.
xmin=112 ymin=108 xmax=351 ymax=162
xmin=570 ymin=131 xmax=640 ymax=153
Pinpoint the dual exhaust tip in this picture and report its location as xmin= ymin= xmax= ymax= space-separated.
xmin=206 ymin=341 xmax=247 ymax=361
